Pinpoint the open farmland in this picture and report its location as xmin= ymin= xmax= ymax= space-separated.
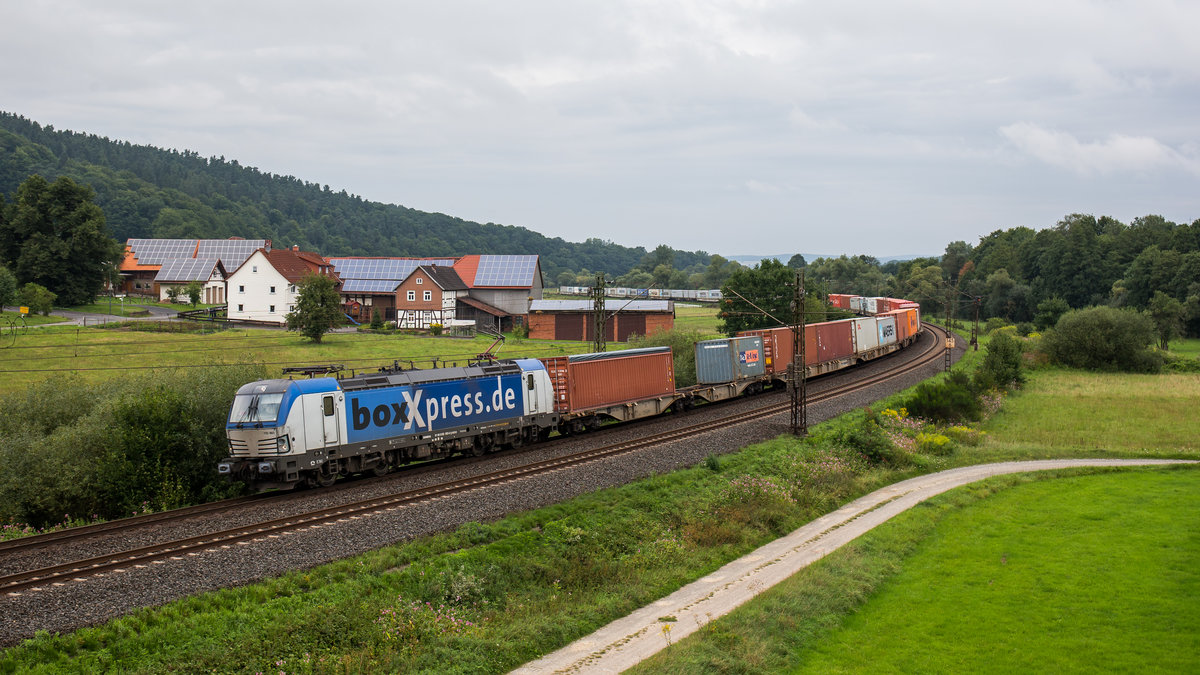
xmin=0 ymin=325 xmax=590 ymax=396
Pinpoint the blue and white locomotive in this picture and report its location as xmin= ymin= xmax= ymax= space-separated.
xmin=220 ymin=359 xmax=558 ymax=490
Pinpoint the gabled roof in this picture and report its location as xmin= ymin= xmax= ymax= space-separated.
xmin=230 ymin=248 xmax=337 ymax=285
xmin=153 ymin=258 xmax=227 ymax=283
xmin=121 ymin=238 xmax=269 ymax=272
xmin=329 ymin=257 xmax=457 ymax=282
xmin=415 ymin=265 xmax=469 ymax=291
xmin=453 ymin=254 xmax=540 ymax=289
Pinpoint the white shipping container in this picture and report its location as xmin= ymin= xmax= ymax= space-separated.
xmin=877 ymin=315 xmax=897 ymax=345
xmin=853 ymin=317 xmax=880 ymax=352
xmin=865 ymin=297 xmax=882 ymax=314
xmin=850 ymin=296 xmax=866 ymax=313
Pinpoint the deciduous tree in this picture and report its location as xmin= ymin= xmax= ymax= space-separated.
xmin=285 ymin=273 xmax=342 ymax=343
xmin=0 ymin=175 xmax=121 ymax=306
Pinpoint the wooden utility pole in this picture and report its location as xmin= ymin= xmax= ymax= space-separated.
xmin=790 ymin=271 xmax=808 ymax=436
xmin=591 ymin=274 xmax=607 ymax=353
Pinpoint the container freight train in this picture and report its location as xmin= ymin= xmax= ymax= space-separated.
xmin=558 ymin=286 xmax=724 ymax=302
xmin=220 ymin=294 xmax=920 ymax=490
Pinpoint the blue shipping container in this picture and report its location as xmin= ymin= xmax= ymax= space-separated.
xmin=695 ymin=336 xmax=765 ymax=384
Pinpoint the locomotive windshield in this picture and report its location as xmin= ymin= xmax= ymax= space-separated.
xmin=229 ymin=393 xmax=284 ymax=425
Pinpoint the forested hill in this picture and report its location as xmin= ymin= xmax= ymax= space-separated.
xmin=0 ymin=111 xmax=710 ymax=279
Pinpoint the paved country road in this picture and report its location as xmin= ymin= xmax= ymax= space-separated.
xmin=513 ymin=458 xmax=1197 ymax=674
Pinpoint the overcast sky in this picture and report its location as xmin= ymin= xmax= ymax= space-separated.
xmin=4 ymin=1 xmax=1199 ymax=259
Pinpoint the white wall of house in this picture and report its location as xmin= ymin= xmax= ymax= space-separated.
xmin=157 ymin=270 xmax=226 ymax=304
xmin=225 ymin=251 xmax=299 ymax=324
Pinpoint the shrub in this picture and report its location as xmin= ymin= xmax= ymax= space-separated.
xmin=823 ymin=408 xmax=903 ymax=465
xmin=984 ymin=317 xmax=1007 ymax=334
xmin=904 ymin=371 xmax=981 ymax=423
xmin=1016 ymin=322 xmax=1036 ymax=337
xmin=0 ymin=365 xmax=264 ymax=527
xmin=18 ymin=282 xmax=56 ymax=315
xmin=974 ymin=331 xmax=1025 ymax=391
xmin=1041 ymin=306 xmax=1161 ymax=373
xmin=429 ymin=323 xmax=443 ymax=336
xmin=369 ymin=308 xmax=385 ymax=330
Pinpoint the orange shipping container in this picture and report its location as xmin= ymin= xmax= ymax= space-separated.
xmin=541 ymin=347 xmax=675 ymax=413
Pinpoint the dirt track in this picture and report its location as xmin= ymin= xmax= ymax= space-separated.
xmin=513 ymin=458 xmax=1196 ymax=674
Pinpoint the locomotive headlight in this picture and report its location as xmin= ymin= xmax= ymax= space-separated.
xmin=217 ymin=461 xmax=233 ymax=474
xmin=257 ymin=461 xmax=275 ymax=474
xmin=277 ymin=435 xmax=290 ymax=452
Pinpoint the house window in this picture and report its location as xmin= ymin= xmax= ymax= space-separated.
xmin=269 ymin=305 xmax=276 ymax=313
xmin=239 ymin=285 xmax=245 ymax=293
xmin=423 ymin=290 xmax=432 ymax=302
xmin=270 ymin=286 xmax=276 ymax=294
xmin=237 ymin=304 xmax=244 ymax=312
xmin=289 ymin=285 xmax=297 ymax=293
xmin=407 ymin=290 xmax=415 ymax=301
xmin=252 ymin=266 xmax=258 ymax=273
xmin=416 ymin=277 xmax=423 ymax=284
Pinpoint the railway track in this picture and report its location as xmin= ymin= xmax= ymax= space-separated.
xmin=1 ymin=324 xmax=950 ymax=596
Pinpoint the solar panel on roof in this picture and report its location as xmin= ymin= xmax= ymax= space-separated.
xmin=330 ymin=258 xmax=456 ymax=281
xmin=473 ymin=255 xmax=537 ymax=287
xmin=342 ymin=279 xmax=402 ymax=293
xmin=154 ymin=258 xmax=221 ymax=282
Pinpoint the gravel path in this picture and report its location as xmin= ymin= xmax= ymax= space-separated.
xmin=0 ymin=329 xmax=956 ymax=646
xmin=514 ymin=458 xmax=1199 ymax=674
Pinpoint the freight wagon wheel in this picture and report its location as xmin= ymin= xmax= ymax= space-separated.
xmin=313 ymin=471 xmax=336 ymax=488
xmin=371 ymin=463 xmax=390 ymax=477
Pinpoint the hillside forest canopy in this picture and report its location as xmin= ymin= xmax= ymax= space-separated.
xmin=2 ymin=111 xmax=1198 ymax=338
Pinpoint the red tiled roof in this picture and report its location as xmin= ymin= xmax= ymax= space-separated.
xmin=453 ymin=255 xmax=480 ymax=287
xmin=263 ymin=248 xmax=339 ymax=284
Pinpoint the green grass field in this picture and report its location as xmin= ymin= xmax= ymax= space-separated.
xmin=632 ymin=365 xmax=1200 ymax=673
xmin=0 ymin=327 xmax=591 ymax=396
xmin=0 ymin=310 xmax=67 ymax=326
xmin=967 ymin=369 xmax=1200 ymax=459
xmin=1169 ymin=337 xmax=1200 ymax=358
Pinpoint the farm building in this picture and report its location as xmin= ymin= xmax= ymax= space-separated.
xmin=332 ymin=254 xmax=544 ymax=331
xmin=526 ymin=299 xmax=674 ymax=341
xmin=118 ymin=238 xmax=268 ymax=298
xmin=226 ymin=247 xmax=338 ymax=323
xmin=152 ymin=258 xmax=228 ymax=304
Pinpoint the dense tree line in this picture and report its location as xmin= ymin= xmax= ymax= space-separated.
xmin=735 ymin=214 xmax=1200 ymax=339
xmin=0 ymin=112 xmax=711 ymax=282
xmin=556 ymin=243 xmax=743 ymax=291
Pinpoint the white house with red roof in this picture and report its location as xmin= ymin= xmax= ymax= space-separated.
xmin=226 ymin=247 xmax=338 ymax=323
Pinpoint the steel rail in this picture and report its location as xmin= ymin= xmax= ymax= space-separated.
xmin=1 ymin=324 xmax=948 ymax=595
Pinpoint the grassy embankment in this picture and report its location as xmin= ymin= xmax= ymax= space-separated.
xmin=3 ymin=324 xmax=1194 ymax=672
xmin=634 ymin=365 xmax=1200 ymax=673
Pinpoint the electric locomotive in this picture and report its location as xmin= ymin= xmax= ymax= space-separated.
xmin=219 ymin=358 xmax=558 ymax=490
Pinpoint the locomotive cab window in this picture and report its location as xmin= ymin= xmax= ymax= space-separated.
xmin=323 ymin=396 xmax=335 ymax=416
xmin=229 ymin=393 xmax=283 ymax=424
xmin=527 ymin=374 xmax=535 ymax=390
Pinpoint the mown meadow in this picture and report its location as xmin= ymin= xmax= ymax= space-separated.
xmin=0 ymin=326 xmax=1196 ymax=673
